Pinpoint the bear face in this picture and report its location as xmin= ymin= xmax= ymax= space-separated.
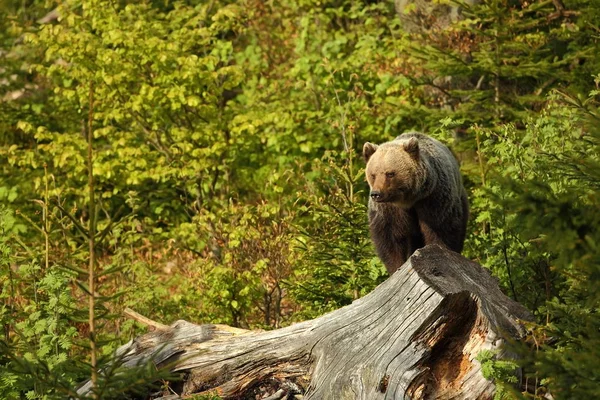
xmin=363 ymin=137 xmax=427 ymax=209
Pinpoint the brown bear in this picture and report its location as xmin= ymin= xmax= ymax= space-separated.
xmin=363 ymin=132 xmax=469 ymax=275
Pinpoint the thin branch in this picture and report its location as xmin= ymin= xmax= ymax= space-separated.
xmin=123 ymin=308 xmax=169 ymax=331
xmin=87 ymin=81 xmax=98 ymax=395
xmin=95 ymin=205 xmax=125 ymax=245
xmin=54 ymin=203 xmax=89 ymax=240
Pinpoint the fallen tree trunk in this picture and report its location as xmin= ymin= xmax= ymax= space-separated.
xmin=78 ymin=245 xmax=531 ymax=399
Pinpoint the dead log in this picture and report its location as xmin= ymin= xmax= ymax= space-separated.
xmin=78 ymin=245 xmax=531 ymax=399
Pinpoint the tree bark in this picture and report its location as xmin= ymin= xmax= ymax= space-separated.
xmin=78 ymin=245 xmax=531 ymax=399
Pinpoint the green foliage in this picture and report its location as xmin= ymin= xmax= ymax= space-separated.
xmin=172 ymin=199 xmax=299 ymax=327
xmin=477 ymin=349 xmax=520 ymax=400
xmin=466 ymin=89 xmax=600 ymax=311
xmin=291 ymin=151 xmax=386 ymax=319
xmin=188 ymin=393 xmax=222 ymax=400
xmin=403 ymin=0 xmax=600 ymax=129
xmin=466 ymin=88 xmax=600 ymax=397
xmin=6 ymin=0 xmax=247 ymax=229
xmin=515 ymin=91 xmax=600 ymax=399
xmin=0 ymin=207 xmax=82 ymax=399
xmin=235 ymin=0 xmax=416 ymax=156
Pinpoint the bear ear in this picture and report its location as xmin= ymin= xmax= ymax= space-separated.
xmin=363 ymin=142 xmax=379 ymax=163
xmin=403 ymin=137 xmax=419 ymax=157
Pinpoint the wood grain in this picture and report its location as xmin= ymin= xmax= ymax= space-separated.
xmin=78 ymin=245 xmax=531 ymax=399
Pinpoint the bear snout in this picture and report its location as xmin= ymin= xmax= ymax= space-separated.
xmin=370 ymin=190 xmax=392 ymax=202
xmin=370 ymin=190 xmax=382 ymax=200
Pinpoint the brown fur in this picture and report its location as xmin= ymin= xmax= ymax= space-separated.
xmin=363 ymin=132 xmax=469 ymax=275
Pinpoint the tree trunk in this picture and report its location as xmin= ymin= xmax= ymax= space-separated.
xmin=78 ymin=245 xmax=531 ymax=399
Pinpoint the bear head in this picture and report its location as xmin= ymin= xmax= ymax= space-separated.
xmin=363 ymin=137 xmax=426 ymax=208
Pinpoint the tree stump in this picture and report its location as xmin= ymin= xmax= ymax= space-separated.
xmin=78 ymin=245 xmax=531 ymax=399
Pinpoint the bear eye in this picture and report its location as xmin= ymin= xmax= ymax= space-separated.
xmin=370 ymin=173 xmax=376 ymax=180
xmin=385 ymin=172 xmax=395 ymax=178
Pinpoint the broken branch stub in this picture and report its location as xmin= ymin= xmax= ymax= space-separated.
xmin=78 ymin=245 xmax=531 ymax=399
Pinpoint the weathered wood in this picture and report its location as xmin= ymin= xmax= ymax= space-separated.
xmin=78 ymin=245 xmax=531 ymax=399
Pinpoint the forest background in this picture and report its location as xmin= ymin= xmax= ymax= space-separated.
xmin=0 ymin=0 xmax=599 ymax=398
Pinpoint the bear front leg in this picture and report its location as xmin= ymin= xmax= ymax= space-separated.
xmin=369 ymin=206 xmax=422 ymax=275
xmin=418 ymin=220 xmax=446 ymax=248
xmin=372 ymin=237 xmax=413 ymax=275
